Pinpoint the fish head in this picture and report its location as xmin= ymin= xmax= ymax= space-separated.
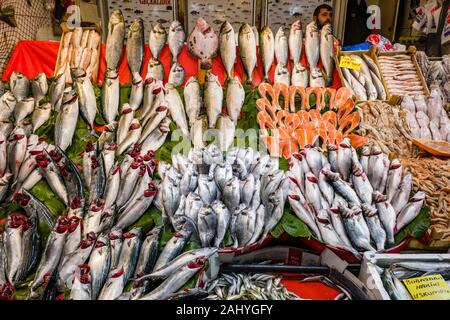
xmin=129 ymin=119 xmax=141 ymax=131
xmin=67 ymin=216 xmax=82 ymax=233
xmin=361 ymin=204 xmax=378 ymax=217
xmin=239 ymin=23 xmax=253 ymax=35
xmin=7 ymin=212 xmax=27 ymax=228
xmin=153 ymin=22 xmax=166 ymax=34
xmin=370 ymin=144 xmax=382 ymax=156
xmin=108 ymin=229 xmax=123 ymax=241
xmin=56 ymin=216 xmax=70 ymax=234
xmin=75 ymin=264 xmax=91 ymax=284
xmin=372 ymin=191 xmax=386 ymax=203
xmin=111 ymin=267 xmax=125 ymax=279
xmin=219 ymin=21 xmax=233 ymax=34
xmin=121 ymin=103 xmax=133 ymax=114
xmin=12 ymin=191 xmax=31 ymax=207
xmin=410 ymin=192 xmax=426 ymax=203
xmin=389 ymin=160 xmax=402 ymax=170
xmin=130 ymin=18 xmax=144 ymax=32
xmin=291 ymin=20 xmax=302 ymax=31
xmin=195 ymin=18 xmax=211 ymax=33
xmin=188 ymin=256 xmax=207 ymax=270
xmin=261 ymin=25 xmax=273 ymax=38
xmin=124 ymin=228 xmax=142 ymax=240
xmin=70 ymin=67 xmax=86 ymax=79
xmin=170 ymin=20 xmax=183 ymax=32
xmin=361 ymin=144 xmax=372 ymax=156
xmin=110 ymin=10 xmax=124 ymax=24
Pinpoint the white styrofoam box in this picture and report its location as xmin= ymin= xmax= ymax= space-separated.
xmin=359 ymin=251 xmax=450 ymax=300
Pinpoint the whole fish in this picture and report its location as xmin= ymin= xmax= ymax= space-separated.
xmin=165 ymin=83 xmax=189 ymax=136
xmin=304 ymin=146 xmax=325 ymax=178
xmin=61 ymin=216 xmax=82 ymax=261
xmin=260 ymin=26 xmax=275 ymax=82
xmin=198 ymin=174 xmax=218 ymax=204
xmin=116 ymin=161 xmax=144 ymax=208
xmin=106 ymin=10 xmax=126 ymax=71
xmin=161 ymin=170 xmax=182 ymax=222
xmin=168 ymin=20 xmax=185 ymax=65
xmin=140 ymin=257 xmax=206 ymax=300
xmin=370 ymin=70 xmax=387 ymax=100
xmin=219 ymin=21 xmax=236 ymax=80
xmin=117 ymin=228 xmax=142 ymax=284
xmin=362 ymin=203 xmax=386 ymax=251
xmin=153 ymin=229 xmax=192 ymax=271
xmin=146 ymin=58 xmax=165 ymax=81
xmin=8 ymin=127 xmax=27 ymax=180
xmin=140 ymin=118 xmax=170 ymax=154
xmin=322 ymin=168 xmax=361 ymax=207
xmin=116 ymin=104 xmax=134 ymax=146
xmin=0 ymin=173 xmax=13 ymax=202
xmin=232 ymin=206 xmax=256 ymax=248
xmin=396 ymin=192 xmax=425 ymax=232
xmin=274 ymin=27 xmax=288 ymax=66
xmin=222 ymin=176 xmax=241 ymax=212
xmin=102 ymin=69 xmax=120 ymax=124
xmin=0 ymin=131 xmax=8 ymax=177
xmin=140 ymin=78 xmax=164 ymax=123
xmin=184 ymin=77 xmax=202 ymax=128
xmin=98 ymin=267 xmax=125 ymax=300
xmin=339 ymin=204 xmax=375 ymax=252
xmin=127 ymin=18 xmax=145 ymax=81
xmin=29 ymin=217 xmax=68 ymax=299
xmin=87 ymin=154 xmax=106 ymax=206
xmin=0 ymin=91 xmax=16 ymax=121
xmin=31 ymin=102 xmax=51 ymax=133
xmin=14 ymin=190 xmax=55 ymax=229
xmin=238 ymin=24 xmax=257 ymax=84
xmin=139 ymin=105 xmax=168 ymax=144
xmin=198 ymin=205 xmax=218 ymax=247
xmin=108 ymin=230 xmax=123 ymax=270
xmin=168 ymin=62 xmax=185 ymax=87
xmin=115 ymin=182 xmax=158 ymax=230
xmin=31 ymin=73 xmax=48 ymax=106
xmin=4 ymin=214 xmax=25 ymax=283
xmin=289 ymin=20 xmax=303 ymax=65
xmin=14 ymin=97 xmax=34 ymax=125
xmin=82 ymin=141 xmax=96 ymax=192
xmin=49 ymin=73 xmax=66 ymax=112
xmin=386 ymin=160 xmax=402 ymax=203
xmin=134 ymin=227 xmax=163 ymax=279
xmin=101 ymin=141 xmax=117 ymax=178
xmin=291 ymin=63 xmax=309 ymax=87
xmin=274 ymin=63 xmax=290 ymax=86
xmin=367 ymin=144 xmax=384 ymax=190
xmin=205 ymin=73 xmax=223 ymax=129
xmin=373 ymin=192 xmax=396 ymax=249
xmin=149 ymin=23 xmax=167 ymax=60
xmin=129 ymin=77 xmax=144 ymax=111
xmin=187 ymin=18 xmax=218 ymax=70
xmin=87 ymin=234 xmax=111 ymax=298
xmin=10 ymin=71 xmax=29 ymax=102
xmin=391 ymin=173 xmax=412 ymax=214
xmin=211 ymin=200 xmax=231 ymax=247
xmin=180 ymin=164 xmax=199 ymax=196
xmin=305 ymin=21 xmax=320 ymax=69
xmin=70 ymin=265 xmax=92 ymax=300
xmin=116 ymin=119 xmax=142 ymax=156
xmin=318 ymin=166 xmax=335 ymax=205
xmin=217 ymin=114 xmax=235 ymax=151
xmin=226 ymin=77 xmax=245 ymax=124
xmin=214 ymin=162 xmax=233 ymax=192
xmin=320 ymin=24 xmax=334 ymax=86
xmin=262 ymin=180 xmax=289 ymax=239
xmin=72 ymin=68 xmax=97 ymax=131
xmin=351 ymin=163 xmax=373 ymax=204
xmin=309 ymin=67 xmax=325 ymax=88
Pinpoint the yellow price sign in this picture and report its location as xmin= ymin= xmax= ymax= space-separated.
xmin=339 ymin=56 xmax=362 ymax=71
xmin=403 ymin=275 xmax=450 ymax=300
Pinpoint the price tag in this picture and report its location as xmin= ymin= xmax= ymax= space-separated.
xmin=403 ymin=275 xmax=450 ymax=300
xmin=339 ymin=56 xmax=362 ymax=71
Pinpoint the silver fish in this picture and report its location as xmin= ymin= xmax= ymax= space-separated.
xmin=8 ymin=128 xmax=27 ymax=181
xmin=117 ymin=228 xmax=142 ymax=284
xmin=238 ymin=24 xmax=257 ymax=84
xmin=14 ymin=97 xmax=34 ymax=126
xmin=213 ymin=162 xmax=233 ymax=192
xmin=219 ymin=21 xmax=237 ymax=80
xmin=339 ymin=204 xmax=375 ymax=252
xmin=0 ymin=91 xmax=16 ymax=121
xmin=217 ymin=114 xmax=235 ymax=151
xmin=360 ymin=144 xmax=371 ymax=175
xmin=108 ymin=230 xmax=123 ymax=270
xmin=98 ymin=267 xmax=125 ymax=300
xmin=70 ymin=264 xmax=92 ymax=300
xmin=146 ymin=58 xmax=165 ymax=81
xmin=116 ymin=119 xmax=142 ymax=156
xmin=31 ymin=73 xmax=48 ymax=105
xmin=31 ymin=102 xmax=51 ymax=133
xmin=116 ymin=104 xmax=134 ymax=146
xmin=49 ymin=73 xmax=66 ymax=112
xmin=319 ymin=166 xmax=335 ymax=205
xmin=72 ymin=68 xmax=97 ymax=131
xmin=0 ymin=173 xmax=13 ymax=202
xmin=102 ymin=70 xmax=120 ymax=125
xmin=289 ymin=20 xmax=303 ymax=65
xmin=10 ymin=71 xmax=29 ymax=102
xmin=351 ymin=163 xmax=373 ymax=204
xmin=205 ymin=73 xmax=223 ymax=129
xmin=320 ymin=24 xmax=334 ymax=86
xmin=149 ymin=23 xmax=167 ymax=60
xmin=168 ymin=62 xmax=185 ymax=87
xmin=391 ymin=173 xmax=412 ymax=215
xmin=212 ymin=200 xmax=231 ymax=247
xmin=184 ymin=77 xmax=202 ymax=128
xmin=260 ymin=26 xmax=275 ymax=82
xmin=263 ymin=180 xmax=289 ymax=239
xmin=396 ymin=192 xmax=425 ymax=231
xmin=62 ymin=216 xmax=82 ymax=260
xmin=168 ymin=20 xmax=185 ymax=65
xmin=362 ymin=203 xmax=386 ymax=251
xmin=305 ymin=21 xmax=320 ymax=69
xmin=198 ymin=174 xmax=218 ymax=205
xmin=127 ymin=18 xmax=145 ymax=81
xmin=134 ymin=226 xmax=163 ymax=279
xmin=187 ymin=18 xmax=218 ymax=70
xmin=223 ymin=176 xmax=241 ymax=212
xmin=309 ymin=67 xmax=325 ymax=87
xmin=153 ymin=229 xmax=192 ymax=271
xmin=291 ymin=63 xmax=309 ymax=87
xmin=165 ymin=83 xmax=189 ymax=136
xmin=87 ymin=234 xmax=111 ymax=300
xmin=129 ymin=77 xmax=144 ymax=111
xmin=373 ymin=192 xmax=396 ymax=249
xmin=386 ymin=160 xmax=402 ymax=203
xmin=233 ymin=206 xmax=256 ymax=248
xmin=226 ymin=76 xmax=244 ymax=124
xmin=140 ymin=257 xmax=206 ymax=300
xmin=274 ymin=63 xmax=290 ymax=86
xmin=249 ymin=204 xmax=266 ymax=244
xmin=4 ymin=214 xmax=25 ymax=284
xmin=140 ymin=118 xmax=170 ymax=154
xmin=106 ymin=10 xmax=126 ymax=71
xmin=198 ymin=205 xmax=218 ymax=247
xmin=322 ymin=168 xmax=361 ymax=207
xmin=180 ymin=164 xmax=199 ymax=196
xmin=275 ymin=27 xmax=288 ymax=66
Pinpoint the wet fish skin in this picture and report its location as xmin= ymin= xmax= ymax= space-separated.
xmin=134 ymin=226 xmax=163 ymax=279
xmin=238 ymin=23 xmax=257 ymax=84
xmin=149 ymin=23 xmax=168 ymax=61
xmin=10 ymin=71 xmax=30 ymax=102
xmin=184 ymin=77 xmax=202 ymax=128
xmin=260 ymin=26 xmax=275 ymax=82
xmin=305 ymin=21 xmax=320 ymax=69
xmin=168 ymin=20 xmax=185 ymax=65
xmin=116 ymin=104 xmax=134 ymax=146
xmin=70 ymin=264 xmax=92 ymax=300
xmin=165 ymin=83 xmax=189 ymax=136
xmin=0 ymin=173 xmax=13 ymax=203
xmin=217 ymin=114 xmax=235 ymax=152
xmin=361 ymin=203 xmax=386 ymax=251
xmin=212 ymin=200 xmax=231 ymax=247
xmin=226 ymin=76 xmax=245 ymax=124
xmin=205 ymin=73 xmax=223 ymax=129
xmin=31 ymin=73 xmax=48 ymax=106
xmin=386 ymin=160 xmax=402 ymax=203
xmin=8 ymin=127 xmax=27 ymax=180
xmin=198 ymin=174 xmax=218 ymax=205
xmin=168 ymin=62 xmax=185 ymax=87
xmin=373 ymin=192 xmax=396 ymax=248
xmin=88 ymin=235 xmax=111 ymax=300
xmin=309 ymin=67 xmax=325 ymax=88
xmin=153 ymin=229 xmax=192 ymax=271
xmin=223 ymin=176 xmax=241 ymax=212
xmin=339 ymin=204 xmax=375 ymax=252
xmin=146 ymin=58 xmax=165 ymax=81
xmin=49 ymin=73 xmax=66 ymax=112
xmin=72 ymin=68 xmax=97 ymax=131
xmin=289 ymin=20 xmax=303 ymax=66
xmin=391 ymin=173 xmax=412 ymax=215
xmin=198 ymin=205 xmax=218 ymax=247
xmin=322 ymin=168 xmax=361 ymax=207
xmin=32 ymin=102 xmax=51 ymax=133
xmin=219 ymin=21 xmax=236 ymax=80
xmin=106 ymin=10 xmax=126 ymax=71
xmin=396 ymin=192 xmax=425 ymax=232
xmin=98 ymin=267 xmax=125 ymax=300
xmin=351 ymin=163 xmax=374 ymax=205
xmin=274 ymin=27 xmax=288 ymax=66
xmin=274 ymin=62 xmax=290 ymax=86
xmin=108 ymin=230 xmax=123 ymax=270
xmin=291 ymin=63 xmax=309 ymax=87
xmin=180 ymin=164 xmax=199 ymax=196
xmin=14 ymin=98 xmax=34 ymax=126
xmin=117 ymin=228 xmax=142 ymax=285
xmin=320 ymin=24 xmax=334 ymax=86
xmin=0 ymin=91 xmax=16 ymax=122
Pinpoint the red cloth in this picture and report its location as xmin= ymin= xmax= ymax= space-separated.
xmin=3 ymin=40 xmax=341 ymax=89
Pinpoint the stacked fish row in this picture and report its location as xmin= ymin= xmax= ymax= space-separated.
xmin=55 ymin=27 xmax=102 ymax=83
xmin=401 ymin=90 xmax=450 ymax=142
xmin=157 ymin=146 xmax=289 ymax=249
xmin=377 ymin=54 xmax=427 ymax=97
xmin=416 ymin=51 xmax=450 ymax=103
xmin=287 ymin=141 xmax=425 ymax=257
xmin=340 ymin=54 xmax=387 ymax=101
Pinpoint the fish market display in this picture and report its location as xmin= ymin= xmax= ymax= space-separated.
xmin=400 ymin=157 xmax=450 ymax=247
xmin=356 ymin=101 xmax=420 ymax=158
xmin=187 ymin=18 xmax=219 ymax=70
xmin=257 ymin=83 xmax=367 ymax=158
xmin=158 ymin=146 xmax=288 ymax=249
xmin=287 ymin=143 xmax=425 ymax=256
xmin=340 ymin=54 xmax=386 ymax=101
xmin=400 ymin=92 xmax=450 ymax=142
xmin=377 ymin=54 xmax=427 ymax=97
xmin=54 ymin=27 xmax=102 ymax=83
xmin=416 ymin=51 xmax=450 ymax=103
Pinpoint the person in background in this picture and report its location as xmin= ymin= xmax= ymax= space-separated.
xmin=343 ymin=0 xmax=371 ymax=46
xmin=313 ymin=4 xmax=333 ymax=30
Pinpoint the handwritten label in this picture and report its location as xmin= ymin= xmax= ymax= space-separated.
xmin=339 ymin=56 xmax=362 ymax=71
xmin=403 ymin=275 xmax=450 ymax=300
